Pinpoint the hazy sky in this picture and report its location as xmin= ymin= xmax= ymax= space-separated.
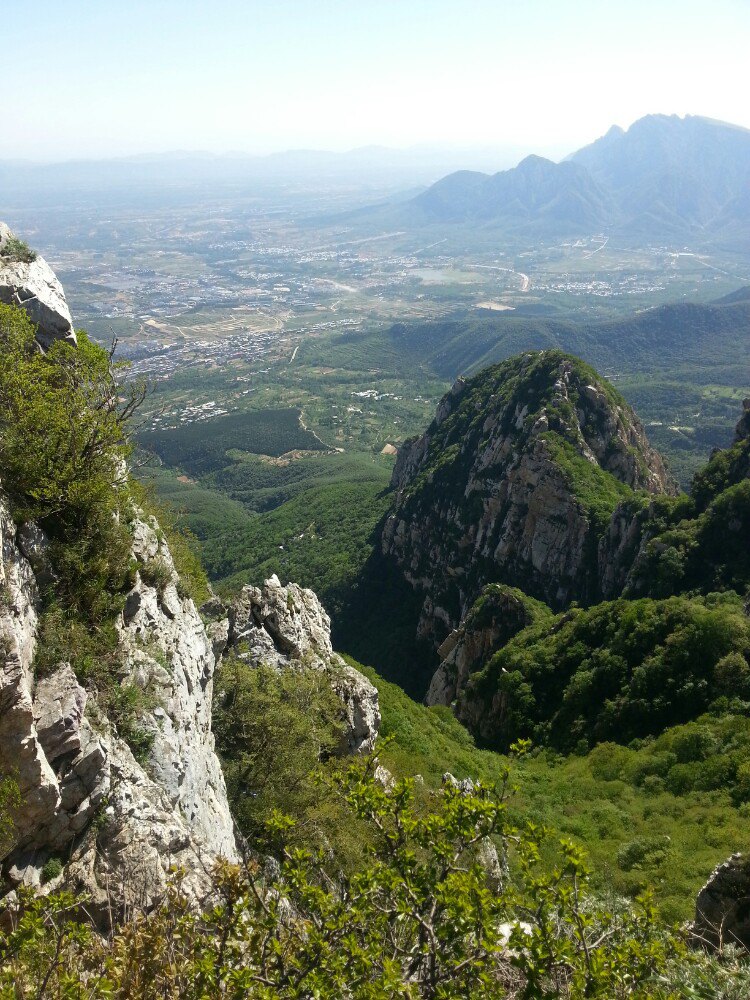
xmin=6 ymin=0 xmax=750 ymax=160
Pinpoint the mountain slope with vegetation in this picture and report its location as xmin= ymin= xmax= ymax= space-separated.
xmin=378 ymin=350 xmax=673 ymax=660
xmin=3 ymin=227 xmax=750 ymax=993
xmin=409 ymin=113 xmax=750 ymax=244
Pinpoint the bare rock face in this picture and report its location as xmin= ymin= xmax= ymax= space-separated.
xmin=381 ymin=351 xmax=675 ymax=648
xmin=693 ymin=853 xmax=750 ymax=951
xmin=0 ymin=224 xmax=76 ymax=350
xmin=227 ymin=576 xmax=380 ymax=755
xmin=425 ymin=584 xmax=551 ymax=707
xmin=0 ymin=495 xmax=237 ymax=927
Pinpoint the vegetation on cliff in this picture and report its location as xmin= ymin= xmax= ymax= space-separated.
xmin=460 ymin=593 xmax=750 ymax=752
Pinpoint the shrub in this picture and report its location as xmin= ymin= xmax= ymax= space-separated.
xmin=139 ymin=556 xmax=174 ymax=597
xmin=40 ymin=857 xmax=63 ymax=884
xmin=213 ymin=657 xmax=361 ymax=860
xmin=464 ymin=594 xmax=750 ymax=751
xmin=0 ymin=764 xmax=684 ymax=998
xmin=617 ymin=835 xmax=672 ymax=872
xmin=0 ymin=234 xmax=36 ymax=263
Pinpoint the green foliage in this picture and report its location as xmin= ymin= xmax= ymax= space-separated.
xmin=0 ymin=778 xmax=20 ymax=859
xmin=631 ymin=480 xmax=750 ymax=599
xmin=139 ymin=406 xmax=327 ymax=477
xmin=0 ymin=765 xmax=683 ymax=998
xmin=541 ymin=431 xmax=633 ymax=532
xmin=213 ymin=657 xmax=363 ymax=861
xmin=0 ymin=304 xmax=141 ymax=632
xmin=0 ymin=235 xmax=36 ymax=263
xmin=209 ymin=479 xmax=390 ymax=613
xmin=39 ymin=857 xmax=63 ymax=884
xmin=0 ymin=305 xmax=133 ymax=524
xmin=345 ymin=659 xmax=750 ymax=918
xmin=463 ymin=594 xmax=750 ymax=752
xmin=657 ymin=947 xmax=750 ymax=999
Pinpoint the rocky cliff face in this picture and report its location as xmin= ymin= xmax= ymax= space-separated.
xmin=381 ymin=351 xmax=674 ymax=648
xmin=224 ymin=576 xmax=380 ymax=755
xmin=0 ymin=496 xmax=237 ymax=926
xmin=425 ymin=584 xmax=551 ymax=708
xmin=0 ymin=224 xmax=76 ymax=349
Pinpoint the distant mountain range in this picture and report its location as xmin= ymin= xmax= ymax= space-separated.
xmin=410 ymin=115 xmax=750 ymax=246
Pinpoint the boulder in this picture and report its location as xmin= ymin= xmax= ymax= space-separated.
xmin=0 ymin=224 xmax=76 ymax=349
xmin=693 ymin=853 xmax=750 ymax=951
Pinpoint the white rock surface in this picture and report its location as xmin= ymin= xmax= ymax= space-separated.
xmin=228 ymin=577 xmax=381 ymax=755
xmin=0 ymin=495 xmax=237 ymax=926
xmin=0 ymin=224 xmax=76 ymax=349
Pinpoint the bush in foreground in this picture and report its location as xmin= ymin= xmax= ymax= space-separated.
xmin=0 ymin=759 xmax=685 ymax=998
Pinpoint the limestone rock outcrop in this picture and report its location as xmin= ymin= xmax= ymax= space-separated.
xmin=226 ymin=576 xmax=380 ymax=755
xmin=381 ymin=351 xmax=675 ymax=649
xmin=0 ymin=493 xmax=237 ymax=927
xmin=0 ymin=223 xmax=76 ymax=349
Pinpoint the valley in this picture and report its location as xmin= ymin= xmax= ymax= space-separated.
xmin=2 ymin=113 xmax=750 ymax=950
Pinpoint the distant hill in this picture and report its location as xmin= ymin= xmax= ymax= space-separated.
xmin=410 ymin=114 xmax=750 ymax=244
xmin=382 ymin=291 xmax=750 ymax=382
xmin=413 ymin=154 xmax=615 ymax=232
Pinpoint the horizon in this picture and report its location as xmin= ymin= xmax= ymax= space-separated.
xmin=2 ymin=111 xmax=746 ymax=170
xmin=5 ymin=0 xmax=749 ymax=161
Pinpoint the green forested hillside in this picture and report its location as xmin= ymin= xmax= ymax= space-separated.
xmin=355 ymin=658 xmax=750 ymax=923
xmin=139 ymin=406 xmax=328 ymax=477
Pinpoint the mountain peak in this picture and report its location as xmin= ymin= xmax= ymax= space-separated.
xmin=380 ymin=350 xmax=674 ymax=658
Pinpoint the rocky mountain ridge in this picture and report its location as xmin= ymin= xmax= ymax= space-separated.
xmin=381 ymin=350 xmax=674 ymax=656
xmin=409 ymin=113 xmax=750 ymax=244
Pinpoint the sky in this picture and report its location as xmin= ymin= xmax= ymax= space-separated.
xmin=5 ymin=0 xmax=750 ymax=161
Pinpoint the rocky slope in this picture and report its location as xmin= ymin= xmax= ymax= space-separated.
xmin=220 ymin=575 xmax=380 ymax=755
xmin=0 ymin=497 xmax=237 ymax=925
xmin=0 ymin=504 xmax=380 ymax=927
xmin=0 ymin=223 xmax=76 ymax=349
xmin=0 ymin=237 xmax=380 ymax=927
xmin=381 ymin=350 xmax=674 ymax=650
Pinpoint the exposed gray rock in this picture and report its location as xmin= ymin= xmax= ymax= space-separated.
xmin=329 ymin=663 xmax=381 ymax=755
xmin=380 ymin=352 xmax=675 ymax=649
xmin=33 ymin=664 xmax=87 ymax=762
xmin=693 ymin=853 xmax=750 ymax=951
xmin=0 ymin=224 xmax=76 ymax=349
xmin=0 ymin=497 xmax=237 ymax=927
xmin=227 ymin=577 xmax=380 ymax=755
xmin=0 ymin=494 xmax=59 ymax=833
xmin=121 ymin=515 xmax=237 ymax=860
